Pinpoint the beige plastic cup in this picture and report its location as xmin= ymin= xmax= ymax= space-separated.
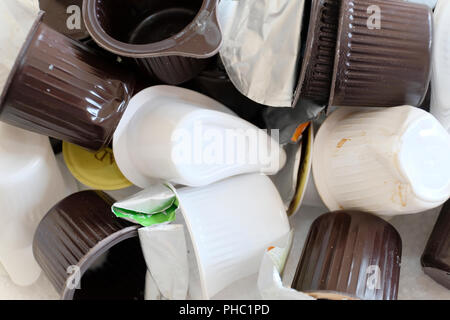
xmin=313 ymin=106 xmax=450 ymax=217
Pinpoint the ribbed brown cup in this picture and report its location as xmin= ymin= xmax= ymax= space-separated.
xmin=0 ymin=13 xmax=134 ymax=151
xmin=39 ymin=0 xmax=90 ymax=41
xmin=33 ymin=191 xmax=146 ymax=300
xmin=421 ymin=201 xmax=450 ymax=289
xmin=329 ymin=0 xmax=432 ymax=107
xmin=292 ymin=211 xmax=402 ymax=300
xmin=83 ymin=0 xmax=221 ymax=85
xmin=295 ymin=0 xmax=340 ymax=105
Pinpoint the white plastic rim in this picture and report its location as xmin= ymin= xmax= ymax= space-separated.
xmin=0 ymin=123 xmax=69 ymax=286
xmin=430 ymin=0 xmax=450 ymax=132
xmin=313 ymin=106 xmax=450 ymax=216
xmin=114 ymin=85 xmax=286 ymax=188
xmin=174 ymin=173 xmax=290 ymax=299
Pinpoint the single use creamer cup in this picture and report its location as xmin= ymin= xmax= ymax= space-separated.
xmin=113 ymin=173 xmax=291 ymax=299
xmin=113 ymin=86 xmax=286 ymax=188
xmin=33 ymin=191 xmax=147 ymax=300
xmin=430 ymin=0 xmax=450 ymax=132
xmin=0 ymin=11 xmax=134 ymax=151
xmin=0 ymin=122 xmax=69 ymax=286
xmin=83 ymin=0 xmax=222 ymax=85
xmin=313 ymin=106 xmax=450 ymax=217
xmin=176 ymin=173 xmax=291 ymax=299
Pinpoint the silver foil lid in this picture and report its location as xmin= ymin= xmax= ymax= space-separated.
xmin=218 ymin=0 xmax=305 ymax=107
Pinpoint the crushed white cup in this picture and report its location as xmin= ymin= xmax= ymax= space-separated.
xmin=0 ymin=123 xmax=70 ymax=286
xmin=114 ymin=86 xmax=286 ymax=188
xmin=174 ymin=173 xmax=291 ymax=299
xmin=312 ymin=106 xmax=450 ymax=217
xmin=430 ymin=0 xmax=450 ymax=132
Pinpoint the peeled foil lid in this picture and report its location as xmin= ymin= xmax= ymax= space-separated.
xmin=218 ymin=0 xmax=305 ymax=107
xmin=0 ymin=0 xmax=40 ymax=94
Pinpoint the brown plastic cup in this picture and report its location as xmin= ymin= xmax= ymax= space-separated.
xmin=292 ymin=211 xmax=402 ymax=300
xmin=296 ymin=0 xmax=340 ymax=105
xmin=0 ymin=12 xmax=134 ymax=151
xmin=83 ymin=0 xmax=222 ymax=85
xmin=421 ymin=201 xmax=450 ymax=289
xmin=33 ymin=191 xmax=146 ymax=300
xmin=39 ymin=0 xmax=90 ymax=41
xmin=329 ymin=0 xmax=432 ymax=107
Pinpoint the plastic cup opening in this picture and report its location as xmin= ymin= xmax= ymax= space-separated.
xmin=71 ymin=237 xmax=147 ymax=300
xmin=92 ymin=0 xmax=204 ymax=46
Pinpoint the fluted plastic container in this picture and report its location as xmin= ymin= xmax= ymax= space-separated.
xmin=113 ymin=86 xmax=286 ymax=188
xmin=292 ymin=211 xmax=402 ymax=300
xmin=430 ymin=0 xmax=450 ymax=132
xmin=297 ymin=0 xmax=340 ymax=105
xmin=176 ymin=173 xmax=290 ymax=299
xmin=313 ymin=106 xmax=450 ymax=217
xmin=0 ymin=122 xmax=69 ymax=286
xmin=329 ymin=0 xmax=432 ymax=107
xmin=0 ymin=12 xmax=134 ymax=151
xmin=33 ymin=191 xmax=147 ymax=300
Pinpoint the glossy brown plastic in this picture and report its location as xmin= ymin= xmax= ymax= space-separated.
xmin=421 ymin=201 xmax=450 ymax=289
xmin=33 ymin=191 xmax=146 ymax=300
xmin=292 ymin=211 xmax=402 ymax=300
xmin=39 ymin=0 xmax=90 ymax=41
xmin=329 ymin=0 xmax=432 ymax=107
xmin=83 ymin=0 xmax=222 ymax=84
xmin=0 ymin=13 xmax=134 ymax=151
xmin=295 ymin=0 xmax=340 ymax=106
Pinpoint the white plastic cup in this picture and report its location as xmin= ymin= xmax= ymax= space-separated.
xmin=114 ymin=86 xmax=286 ymax=187
xmin=430 ymin=0 xmax=450 ymax=132
xmin=312 ymin=106 xmax=450 ymax=217
xmin=174 ymin=173 xmax=290 ymax=299
xmin=0 ymin=123 xmax=70 ymax=286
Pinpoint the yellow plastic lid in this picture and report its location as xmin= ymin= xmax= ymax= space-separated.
xmin=63 ymin=142 xmax=132 ymax=190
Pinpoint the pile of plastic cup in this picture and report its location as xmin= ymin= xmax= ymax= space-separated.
xmin=0 ymin=0 xmax=448 ymax=300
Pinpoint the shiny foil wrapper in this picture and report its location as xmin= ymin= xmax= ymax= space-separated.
xmin=218 ymin=0 xmax=305 ymax=107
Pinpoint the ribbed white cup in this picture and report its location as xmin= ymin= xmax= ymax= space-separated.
xmin=0 ymin=123 xmax=70 ymax=286
xmin=313 ymin=106 xmax=450 ymax=217
xmin=175 ymin=173 xmax=290 ymax=299
xmin=114 ymin=86 xmax=285 ymax=187
xmin=430 ymin=0 xmax=450 ymax=132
